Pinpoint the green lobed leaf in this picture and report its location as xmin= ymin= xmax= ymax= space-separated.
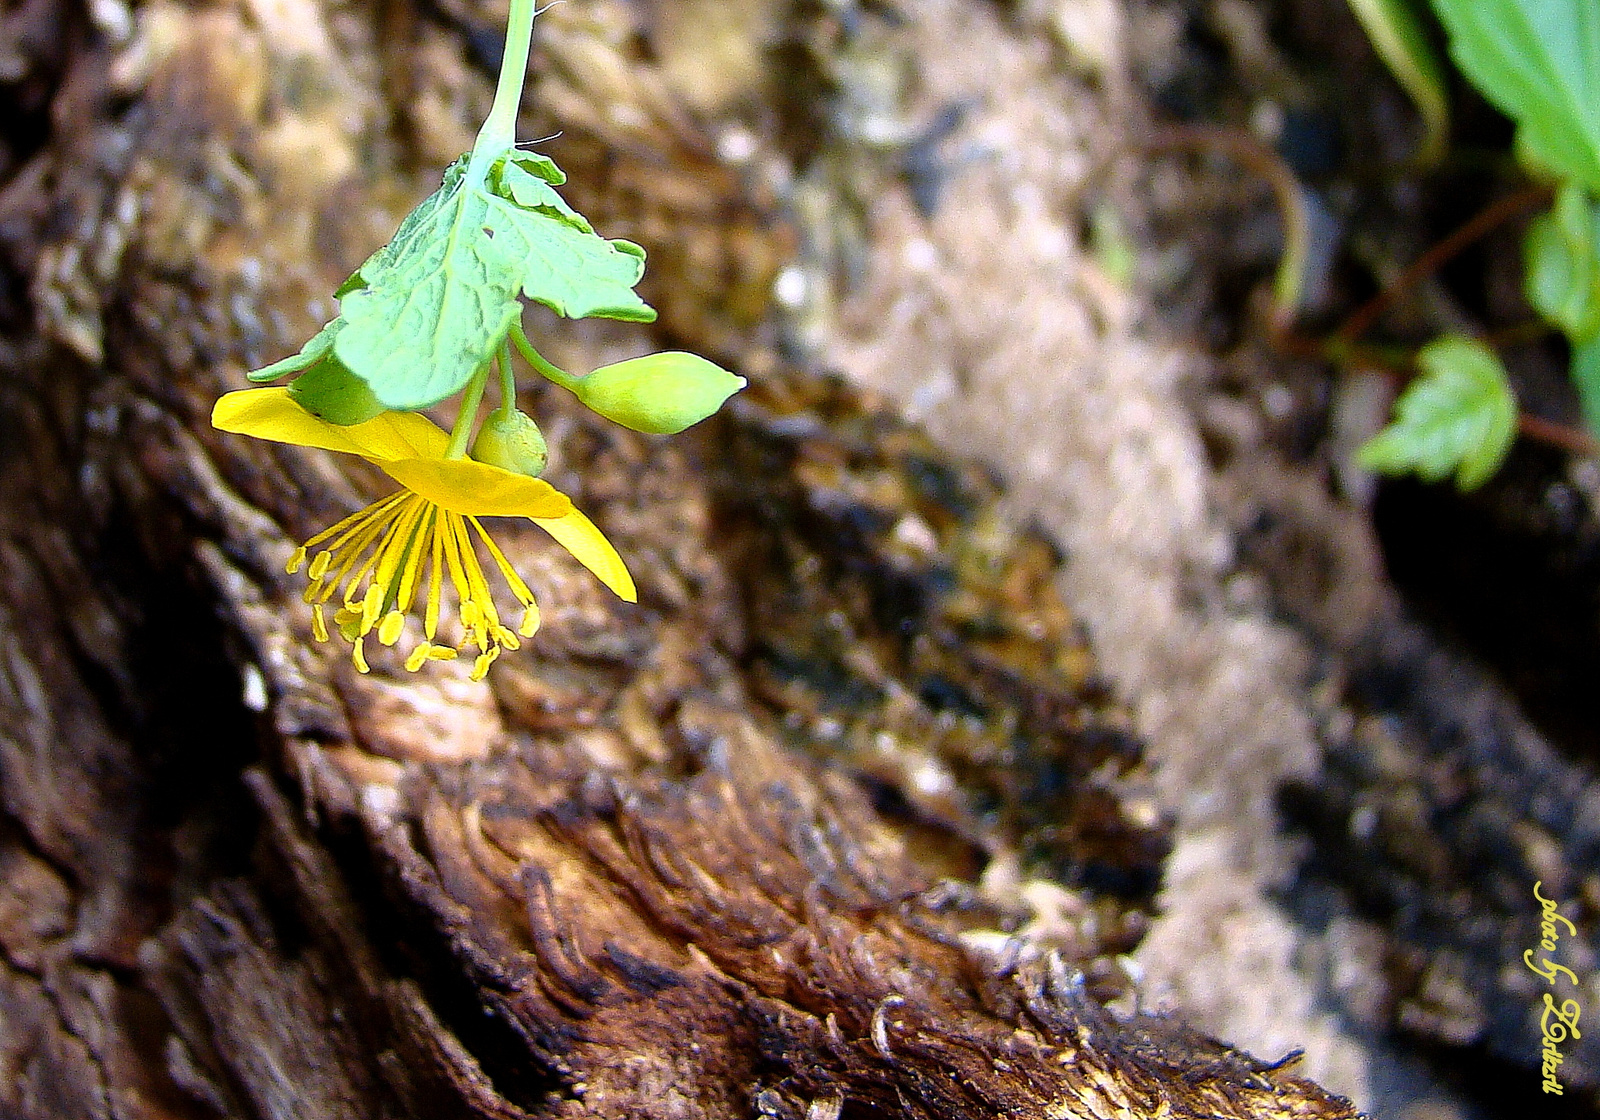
xmin=507 ymin=150 xmax=566 ymax=185
xmin=329 ymin=151 xmax=656 ymax=412
xmin=1429 ymin=0 xmax=1600 ymax=190
xmin=1525 ymin=183 xmax=1600 ymax=343
xmin=1345 ymin=0 xmax=1451 ymax=166
xmin=495 ymin=155 xmax=592 ymax=234
xmin=1357 ymin=335 xmax=1518 ymax=490
xmin=480 ymin=185 xmax=654 ymax=324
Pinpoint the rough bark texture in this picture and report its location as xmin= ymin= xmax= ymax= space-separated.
xmin=0 ymin=0 xmax=1362 ymax=1118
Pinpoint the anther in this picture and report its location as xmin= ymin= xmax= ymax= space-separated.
xmin=352 ymin=637 xmax=370 ymax=674
xmin=361 ymin=583 xmax=384 ymax=631
xmin=311 ymin=604 xmax=329 ymax=643
xmin=308 ymin=551 xmax=332 ymax=580
xmin=471 ymin=646 xmax=500 ymax=681
xmin=287 ymin=546 xmax=308 ymax=575
xmin=378 ymin=610 xmax=405 ymax=647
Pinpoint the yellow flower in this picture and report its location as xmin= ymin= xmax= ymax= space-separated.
xmin=212 ymin=388 xmax=636 ymax=680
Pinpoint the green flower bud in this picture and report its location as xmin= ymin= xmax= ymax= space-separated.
xmin=569 ymin=352 xmax=745 ymax=434
xmin=287 ymin=357 xmax=385 ymax=426
xmin=470 ymin=407 xmax=549 ymax=477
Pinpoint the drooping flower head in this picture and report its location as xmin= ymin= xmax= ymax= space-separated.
xmin=213 ymin=388 xmax=635 ymax=680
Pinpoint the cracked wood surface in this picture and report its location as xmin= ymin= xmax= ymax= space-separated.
xmin=0 ymin=0 xmax=1358 ymax=1117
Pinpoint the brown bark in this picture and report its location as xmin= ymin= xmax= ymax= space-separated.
xmin=0 ymin=1 xmax=1357 ymax=1117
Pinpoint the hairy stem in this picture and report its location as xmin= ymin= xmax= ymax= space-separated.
xmin=467 ymin=0 xmax=537 ymax=180
xmin=1337 ymin=184 xmax=1554 ymax=344
xmin=510 ymin=321 xmax=579 ymax=390
xmin=497 ymin=339 xmax=519 ymax=414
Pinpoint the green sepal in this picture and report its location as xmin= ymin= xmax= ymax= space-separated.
xmin=247 ymin=319 xmax=344 ymax=382
xmin=286 ymin=354 xmax=387 ymax=426
xmin=1524 ymin=183 xmax=1600 ymax=343
xmin=470 ymin=407 xmax=549 ymax=477
xmin=1357 ymin=334 xmax=1518 ymax=490
xmin=565 ymin=352 xmax=746 ymax=434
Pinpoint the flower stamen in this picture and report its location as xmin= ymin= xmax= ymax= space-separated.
xmin=288 ymin=491 xmax=545 ymax=677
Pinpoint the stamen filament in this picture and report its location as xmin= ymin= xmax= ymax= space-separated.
xmin=285 ymin=482 xmax=550 ymax=678
xmin=426 ymin=509 xmax=445 ymax=640
xmin=308 ymin=500 xmax=406 ymax=605
xmin=470 ymin=515 xmax=536 ymax=605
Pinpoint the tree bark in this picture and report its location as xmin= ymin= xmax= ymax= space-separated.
xmin=0 ymin=1 xmax=1357 ymax=1117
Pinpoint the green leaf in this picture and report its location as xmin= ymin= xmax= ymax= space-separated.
xmin=247 ymin=318 xmax=344 ymax=382
xmin=480 ymin=190 xmax=653 ymax=323
xmin=331 ymin=151 xmax=657 ymax=412
xmin=1429 ymin=0 xmax=1600 ymax=190
xmin=1345 ymin=0 xmax=1450 ymax=166
xmin=495 ymin=156 xmax=591 ymax=234
xmin=1357 ymin=335 xmax=1518 ymax=490
xmin=1572 ymin=333 xmax=1600 ymax=438
xmin=506 ymin=150 xmax=566 ymax=185
xmin=1525 ymin=183 xmax=1600 ymax=342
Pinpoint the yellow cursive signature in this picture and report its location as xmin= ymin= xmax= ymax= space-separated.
xmin=1525 ymin=881 xmax=1582 ymax=1095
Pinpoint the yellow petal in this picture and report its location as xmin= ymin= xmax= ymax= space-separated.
xmin=339 ymin=409 xmax=450 ymax=461
xmin=212 ymin=387 xmax=451 ymax=462
xmin=213 ymin=388 xmax=370 ymax=455
xmin=533 ymin=507 xmax=637 ymax=603
xmin=380 ymin=458 xmax=572 ymax=518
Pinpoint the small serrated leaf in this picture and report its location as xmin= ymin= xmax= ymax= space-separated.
xmin=480 ymin=191 xmax=654 ymax=322
xmin=1357 ymin=335 xmax=1518 ymax=490
xmin=1525 ymin=183 xmax=1600 ymax=342
xmin=506 ymin=149 xmax=566 ymax=185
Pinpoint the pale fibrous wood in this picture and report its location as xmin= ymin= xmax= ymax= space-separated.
xmin=0 ymin=1 xmax=1359 ymax=1117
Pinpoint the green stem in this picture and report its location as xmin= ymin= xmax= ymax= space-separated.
xmin=510 ymin=321 xmax=580 ymax=391
xmin=466 ymin=0 xmax=537 ymax=180
xmin=496 ymin=339 xmax=519 ymax=414
xmin=446 ymin=363 xmax=491 ymax=458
